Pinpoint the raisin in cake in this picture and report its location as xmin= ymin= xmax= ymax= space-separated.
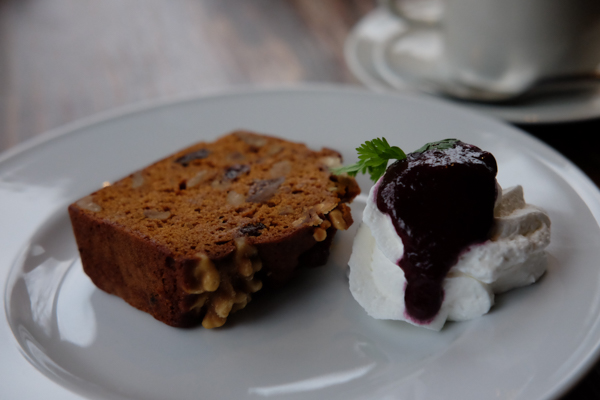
xmin=68 ymin=131 xmax=359 ymax=328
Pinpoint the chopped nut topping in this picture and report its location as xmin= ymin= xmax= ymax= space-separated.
xmin=246 ymin=178 xmax=284 ymax=203
xmin=307 ymin=210 xmax=324 ymax=226
xmin=252 ymin=259 xmax=262 ymax=272
xmin=313 ymin=200 xmax=337 ymax=215
xmin=245 ymin=278 xmax=263 ymax=293
xmin=320 ymin=156 xmax=342 ymax=168
xmin=234 ymin=237 xmax=261 ymax=277
xmin=227 ymin=190 xmax=245 ymax=206
xmin=143 ymin=210 xmax=171 ymax=220
xmin=269 ymin=160 xmax=292 ymax=178
xmin=76 ymin=196 xmax=102 ymax=212
xmin=328 ymin=209 xmax=347 ymax=230
xmin=235 ymin=237 xmax=258 ymax=257
xmin=266 ymin=144 xmax=284 ymax=155
xmin=238 ymin=258 xmax=254 ymax=277
xmin=202 ymin=310 xmax=226 ymax=329
xmin=131 ymin=171 xmax=144 ymax=188
xmin=292 ymin=215 xmax=306 ymax=227
xmin=213 ymin=296 xmax=234 ymax=318
xmin=185 ymin=254 xmax=220 ymax=294
xmin=187 ymin=170 xmax=210 ymax=188
xmin=231 ymin=293 xmax=249 ymax=312
xmin=190 ymin=294 xmax=209 ymax=311
xmin=236 ymin=131 xmax=267 ymax=147
xmin=313 ymin=228 xmax=327 ymax=242
xmin=196 ymin=254 xmax=220 ymax=292
xmin=234 ymin=292 xmax=248 ymax=304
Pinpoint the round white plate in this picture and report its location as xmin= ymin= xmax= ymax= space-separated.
xmin=2 ymin=86 xmax=600 ymax=400
xmin=345 ymin=7 xmax=600 ymax=124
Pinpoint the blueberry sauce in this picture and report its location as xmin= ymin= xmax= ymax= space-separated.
xmin=376 ymin=141 xmax=497 ymax=322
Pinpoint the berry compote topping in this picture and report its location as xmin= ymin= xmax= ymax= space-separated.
xmin=376 ymin=141 xmax=498 ymax=323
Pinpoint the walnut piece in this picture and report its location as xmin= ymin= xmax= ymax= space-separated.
xmin=328 ymin=209 xmax=348 ymax=231
xmin=77 ymin=196 xmax=102 ymax=212
xmin=246 ymin=178 xmax=284 ymax=203
xmin=143 ymin=210 xmax=171 ymax=220
xmin=131 ymin=171 xmax=144 ymax=188
xmin=269 ymin=160 xmax=292 ymax=178
xmin=187 ymin=170 xmax=210 ymax=188
xmin=313 ymin=228 xmax=327 ymax=242
xmin=227 ymin=190 xmax=245 ymax=206
xmin=185 ymin=254 xmax=220 ymax=294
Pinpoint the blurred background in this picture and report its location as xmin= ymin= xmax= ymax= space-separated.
xmin=1 ymin=0 xmax=598 ymax=185
xmin=1 ymin=0 xmax=599 ymax=398
xmin=0 ymin=0 xmax=371 ymax=149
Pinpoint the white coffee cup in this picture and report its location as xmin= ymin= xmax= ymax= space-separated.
xmin=381 ymin=0 xmax=600 ymax=100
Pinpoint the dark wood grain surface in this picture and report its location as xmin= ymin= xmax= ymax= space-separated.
xmin=0 ymin=0 xmax=372 ymax=149
xmin=1 ymin=0 xmax=599 ymax=398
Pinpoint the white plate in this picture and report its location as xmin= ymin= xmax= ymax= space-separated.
xmin=345 ymin=7 xmax=600 ymax=124
xmin=2 ymin=86 xmax=600 ymax=400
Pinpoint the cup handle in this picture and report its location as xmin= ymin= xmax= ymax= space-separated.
xmin=380 ymin=0 xmax=444 ymax=25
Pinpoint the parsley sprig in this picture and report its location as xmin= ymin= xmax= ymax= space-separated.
xmin=332 ymin=138 xmax=460 ymax=182
xmin=331 ymin=137 xmax=406 ymax=182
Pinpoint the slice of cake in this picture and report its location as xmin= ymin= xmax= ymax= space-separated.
xmin=69 ymin=131 xmax=359 ymax=328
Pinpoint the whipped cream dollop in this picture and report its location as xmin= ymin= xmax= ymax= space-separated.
xmin=349 ymin=184 xmax=551 ymax=330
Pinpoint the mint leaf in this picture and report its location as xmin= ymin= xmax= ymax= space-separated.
xmin=331 ymin=137 xmax=406 ymax=182
xmin=413 ymin=138 xmax=459 ymax=153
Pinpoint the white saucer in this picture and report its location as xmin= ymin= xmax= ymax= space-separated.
xmin=345 ymin=7 xmax=600 ymax=124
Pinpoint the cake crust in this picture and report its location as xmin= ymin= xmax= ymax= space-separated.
xmin=69 ymin=131 xmax=359 ymax=328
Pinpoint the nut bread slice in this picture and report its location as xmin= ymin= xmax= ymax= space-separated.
xmin=68 ymin=131 xmax=359 ymax=328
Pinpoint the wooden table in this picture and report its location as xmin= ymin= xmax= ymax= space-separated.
xmin=1 ymin=1 xmax=599 ymax=398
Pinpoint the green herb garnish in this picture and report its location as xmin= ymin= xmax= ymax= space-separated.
xmin=413 ymin=138 xmax=459 ymax=153
xmin=332 ymin=138 xmax=460 ymax=182
xmin=331 ymin=137 xmax=406 ymax=182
